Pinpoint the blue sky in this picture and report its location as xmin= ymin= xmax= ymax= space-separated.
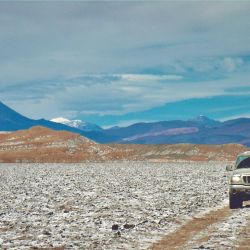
xmin=1 ymin=1 xmax=250 ymax=127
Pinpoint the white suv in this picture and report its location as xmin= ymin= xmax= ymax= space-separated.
xmin=226 ymin=151 xmax=250 ymax=209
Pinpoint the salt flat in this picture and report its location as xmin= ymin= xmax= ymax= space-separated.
xmin=0 ymin=162 xmax=247 ymax=249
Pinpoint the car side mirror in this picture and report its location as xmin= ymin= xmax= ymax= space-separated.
xmin=226 ymin=165 xmax=233 ymax=171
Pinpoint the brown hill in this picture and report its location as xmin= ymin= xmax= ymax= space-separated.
xmin=109 ymin=143 xmax=248 ymax=162
xmin=0 ymin=126 xmax=247 ymax=163
xmin=0 ymin=126 xmax=136 ymax=163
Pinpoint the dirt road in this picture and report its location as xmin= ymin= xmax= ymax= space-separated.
xmin=151 ymin=203 xmax=250 ymax=250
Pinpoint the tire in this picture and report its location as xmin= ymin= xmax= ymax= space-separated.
xmin=229 ymin=194 xmax=243 ymax=209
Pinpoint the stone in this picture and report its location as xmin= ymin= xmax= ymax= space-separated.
xmin=112 ymin=224 xmax=119 ymax=231
xmin=123 ymin=224 xmax=135 ymax=229
xmin=43 ymin=230 xmax=51 ymax=236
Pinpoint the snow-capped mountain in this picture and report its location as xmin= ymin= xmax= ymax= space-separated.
xmin=51 ymin=117 xmax=102 ymax=132
xmin=188 ymin=115 xmax=221 ymax=127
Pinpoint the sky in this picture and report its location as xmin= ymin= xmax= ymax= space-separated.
xmin=1 ymin=1 xmax=250 ymax=127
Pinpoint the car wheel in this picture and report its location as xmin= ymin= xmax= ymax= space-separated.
xmin=229 ymin=194 xmax=243 ymax=209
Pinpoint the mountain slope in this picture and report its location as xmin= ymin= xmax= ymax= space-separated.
xmin=0 ymin=126 xmax=137 ymax=163
xmin=0 ymin=102 xmax=92 ymax=136
xmin=188 ymin=115 xmax=221 ymax=127
xmin=103 ymin=117 xmax=221 ymax=143
xmin=0 ymin=101 xmax=35 ymax=130
xmin=0 ymin=126 xmax=246 ymax=162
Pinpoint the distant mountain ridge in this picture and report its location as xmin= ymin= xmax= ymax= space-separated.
xmin=2 ymin=101 xmax=250 ymax=146
xmin=98 ymin=115 xmax=250 ymax=146
xmin=188 ymin=115 xmax=221 ymax=127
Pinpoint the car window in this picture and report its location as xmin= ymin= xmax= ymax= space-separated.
xmin=236 ymin=156 xmax=249 ymax=166
xmin=236 ymin=157 xmax=250 ymax=169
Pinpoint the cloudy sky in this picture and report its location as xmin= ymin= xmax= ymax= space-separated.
xmin=1 ymin=1 xmax=250 ymax=127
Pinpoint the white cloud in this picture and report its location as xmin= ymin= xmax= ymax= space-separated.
xmin=119 ymin=74 xmax=183 ymax=82
xmin=0 ymin=2 xmax=249 ymax=84
xmin=0 ymin=2 xmax=250 ymax=122
xmin=102 ymin=119 xmax=157 ymax=129
xmin=3 ymin=72 xmax=250 ymax=120
xmin=220 ymin=57 xmax=244 ymax=73
xmin=219 ymin=113 xmax=250 ymax=121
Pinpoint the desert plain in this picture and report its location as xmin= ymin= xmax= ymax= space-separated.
xmin=1 ymin=162 xmax=250 ymax=250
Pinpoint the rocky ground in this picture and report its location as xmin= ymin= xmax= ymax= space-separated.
xmin=0 ymin=162 xmax=249 ymax=249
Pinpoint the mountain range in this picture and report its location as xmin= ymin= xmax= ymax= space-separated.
xmin=1 ymin=101 xmax=250 ymax=146
xmin=100 ymin=116 xmax=250 ymax=146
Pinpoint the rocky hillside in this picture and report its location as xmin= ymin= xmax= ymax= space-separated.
xmin=110 ymin=143 xmax=247 ymax=162
xmin=0 ymin=126 xmax=247 ymax=163
xmin=0 ymin=126 xmax=136 ymax=163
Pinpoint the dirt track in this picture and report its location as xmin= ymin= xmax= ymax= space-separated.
xmin=151 ymin=203 xmax=250 ymax=250
xmin=151 ymin=206 xmax=231 ymax=250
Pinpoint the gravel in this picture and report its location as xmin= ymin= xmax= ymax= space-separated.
xmin=0 ymin=162 xmax=230 ymax=249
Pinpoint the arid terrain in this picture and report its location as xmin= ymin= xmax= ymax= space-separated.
xmin=0 ymin=127 xmax=138 ymax=163
xmin=0 ymin=162 xmax=250 ymax=250
xmin=1 ymin=127 xmax=250 ymax=249
xmin=0 ymin=126 xmax=247 ymax=163
xmin=1 ymin=1 xmax=250 ymax=249
xmin=110 ymin=143 xmax=247 ymax=162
